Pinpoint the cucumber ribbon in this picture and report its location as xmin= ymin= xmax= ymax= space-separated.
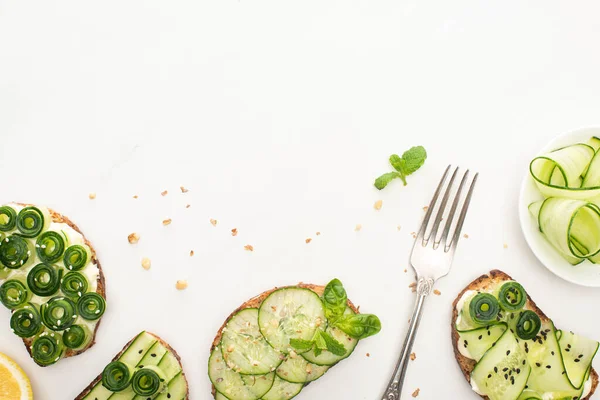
xmin=529 ymin=137 xmax=600 ymax=264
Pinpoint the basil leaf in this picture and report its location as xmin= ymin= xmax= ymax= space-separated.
xmin=322 ymin=278 xmax=347 ymax=322
xmin=334 ymin=314 xmax=382 ymax=339
xmin=289 ymin=338 xmax=314 ymax=351
xmin=320 ymin=331 xmax=346 ymax=356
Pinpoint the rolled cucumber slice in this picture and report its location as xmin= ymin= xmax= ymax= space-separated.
xmin=258 ymin=288 xmax=325 ymax=353
xmin=276 ymin=355 xmax=328 ymax=383
xmin=300 ymin=307 xmax=358 ymax=366
xmin=458 ymin=323 xmax=507 ymax=362
xmin=529 ymin=198 xmax=600 ymax=264
xmin=221 ymin=308 xmax=282 ymax=375
xmin=209 ymin=347 xmax=274 ymax=400
xmin=470 ymin=329 xmax=531 ymax=400
xmin=260 ymin=376 xmax=303 ymax=400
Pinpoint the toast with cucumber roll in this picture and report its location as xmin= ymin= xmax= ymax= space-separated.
xmin=452 ymin=270 xmax=599 ymax=400
xmin=209 ymin=279 xmax=381 ymax=400
xmin=0 ymin=203 xmax=106 ymax=366
xmin=75 ymin=331 xmax=189 ymax=400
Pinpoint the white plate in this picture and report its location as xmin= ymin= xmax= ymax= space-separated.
xmin=519 ymin=127 xmax=600 ymax=287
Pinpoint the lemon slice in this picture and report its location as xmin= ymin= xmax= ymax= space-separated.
xmin=0 ymin=352 xmax=33 ymax=400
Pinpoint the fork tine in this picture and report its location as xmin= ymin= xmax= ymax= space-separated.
xmin=447 ymin=172 xmax=479 ymax=251
xmin=425 ymin=166 xmax=459 ymax=245
xmin=440 ymin=169 xmax=470 ymax=248
xmin=416 ymin=165 xmax=451 ymax=241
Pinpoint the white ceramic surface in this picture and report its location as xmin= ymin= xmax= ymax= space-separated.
xmin=519 ymin=127 xmax=600 ymax=287
xmin=2 ymin=2 xmax=600 ymax=400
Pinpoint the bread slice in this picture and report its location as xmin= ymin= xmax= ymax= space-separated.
xmin=12 ymin=203 xmax=106 ymax=366
xmin=451 ymin=269 xmax=598 ymax=400
xmin=75 ymin=332 xmax=189 ymax=400
xmin=210 ymin=283 xmax=359 ymax=397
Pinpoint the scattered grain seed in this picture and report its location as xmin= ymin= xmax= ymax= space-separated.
xmin=366 ymin=353 xmax=370 ymax=357
xmin=423 ymin=206 xmax=428 ymax=211
xmin=180 ymin=186 xmax=189 ymax=193
xmin=316 ymin=232 xmax=321 ymax=236
xmin=231 ymin=228 xmax=238 ymax=236
xmin=409 ymin=282 xmax=417 ymax=293
xmin=305 ymin=238 xmax=312 ymax=244
xmin=141 ymin=258 xmax=151 ymax=270
xmin=210 ymin=219 xmax=218 ymax=226
xmin=133 ymin=195 xmax=138 ymax=199
xmin=176 ymin=280 xmax=188 ymax=290
xmin=161 ymin=190 xmax=168 ymax=196
xmin=374 ymin=200 xmax=383 ymax=210
xmin=412 ymin=388 xmax=420 ymax=398
xmin=162 ymin=218 xmax=172 ymax=226
xmin=434 ymin=289 xmax=441 ymax=296
xmin=397 ymin=225 xmax=402 ymax=231
xmin=88 ymin=193 xmax=96 ymax=200
xmin=410 ymin=352 xmax=416 ymax=361
xmin=411 ymin=232 xmax=417 ymax=238
xmin=404 ymin=269 xmax=407 ymax=273
xmin=355 ymin=224 xmax=362 ymax=231
xmin=186 ymin=204 xmax=191 ymax=208
xmin=463 ymin=233 xmax=469 ymax=239
xmin=189 ymin=250 xmax=194 ymax=257
xmin=503 ymin=243 xmax=508 ymax=249
xmin=128 ymin=233 xmax=140 ymax=244
xmin=244 ymin=244 xmax=254 ymax=251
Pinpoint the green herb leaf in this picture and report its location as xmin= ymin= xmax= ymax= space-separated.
xmin=320 ymin=331 xmax=347 ymax=356
xmin=289 ymin=338 xmax=314 ymax=351
xmin=401 ymin=146 xmax=427 ymax=175
xmin=389 ymin=154 xmax=404 ymax=172
xmin=313 ymin=347 xmax=323 ymax=357
xmin=334 ymin=314 xmax=382 ymax=339
xmin=314 ymin=330 xmax=327 ymax=350
xmin=322 ymin=279 xmax=348 ymax=322
xmin=374 ymin=172 xmax=401 ymax=190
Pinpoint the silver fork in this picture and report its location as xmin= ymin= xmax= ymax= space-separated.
xmin=381 ymin=165 xmax=478 ymax=400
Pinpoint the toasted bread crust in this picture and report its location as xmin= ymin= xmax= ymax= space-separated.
xmin=451 ymin=270 xmax=598 ymax=400
xmin=210 ymin=283 xmax=360 ymax=397
xmin=74 ymin=332 xmax=189 ymax=400
xmin=13 ymin=204 xmax=106 ymax=366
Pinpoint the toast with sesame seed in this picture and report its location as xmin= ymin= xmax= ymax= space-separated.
xmin=452 ymin=270 xmax=598 ymax=400
xmin=74 ymin=331 xmax=189 ymax=400
xmin=0 ymin=203 xmax=106 ymax=366
xmin=209 ymin=282 xmax=379 ymax=399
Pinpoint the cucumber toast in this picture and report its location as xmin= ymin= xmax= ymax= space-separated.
xmin=0 ymin=203 xmax=106 ymax=366
xmin=75 ymin=331 xmax=189 ymax=400
xmin=209 ymin=279 xmax=381 ymax=400
xmin=452 ymin=270 xmax=599 ymax=400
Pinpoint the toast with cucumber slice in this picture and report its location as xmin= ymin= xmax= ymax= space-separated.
xmin=0 ymin=203 xmax=106 ymax=366
xmin=75 ymin=331 xmax=189 ymax=400
xmin=452 ymin=270 xmax=599 ymax=400
xmin=209 ymin=280 xmax=381 ymax=400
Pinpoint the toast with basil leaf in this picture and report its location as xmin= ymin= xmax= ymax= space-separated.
xmin=209 ymin=279 xmax=381 ymax=400
xmin=452 ymin=270 xmax=599 ymax=400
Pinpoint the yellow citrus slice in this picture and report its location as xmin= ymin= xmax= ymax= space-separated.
xmin=0 ymin=352 xmax=33 ymax=400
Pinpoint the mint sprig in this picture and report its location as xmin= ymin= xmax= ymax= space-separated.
xmin=289 ymin=330 xmax=346 ymax=357
xmin=374 ymin=146 xmax=427 ymax=189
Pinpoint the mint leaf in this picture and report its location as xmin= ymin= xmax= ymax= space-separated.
xmin=374 ymin=172 xmax=400 ymax=190
xmin=401 ymin=146 xmax=427 ymax=175
xmin=313 ymin=347 xmax=323 ymax=357
xmin=320 ymin=331 xmax=346 ymax=356
xmin=314 ymin=331 xmax=327 ymax=350
xmin=333 ymin=314 xmax=382 ymax=339
xmin=322 ymin=279 xmax=347 ymax=322
xmin=289 ymin=338 xmax=314 ymax=351
xmin=389 ymin=154 xmax=404 ymax=172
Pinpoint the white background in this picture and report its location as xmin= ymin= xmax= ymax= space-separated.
xmin=1 ymin=1 xmax=600 ymax=399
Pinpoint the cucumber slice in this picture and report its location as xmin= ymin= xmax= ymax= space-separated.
xmin=158 ymin=351 xmax=183 ymax=380
xmin=119 ymin=332 xmax=158 ymax=366
xmin=458 ymin=323 xmax=507 ymax=362
xmin=221 ymin=308 xmax=282 ymax=375
xmin=516 ymin=390 xmax=542 ymax=400
xmin=258 ymin=288 xmax=326 ymax=354
xmin=587 ymin=136 xmax=600 ymax=152
xmin=519 ymin=320 xmax=583 ymax=399
xmin=215 ymin=393 xmax=228 ymax=400
xmin=156 ymin=372 xmax=187 ymax=400
xmin=530 ymin=143 xmax=597 ymax=199
xmin=260 ymin=376 xmax=303 ymax=400
xmin=470 ymin=329 xmax=531 ymax=400
xmin=209 ymin=346 xmax=274 ymax=400
xmin=276 ymin=355 xmax=328 ymax=383
xmin=558 ymin=330 xmax=599 ymax=389
xmin=300 ymin=307 xmax=358 ymax=366
xmin=530 ymin=198 xmax=600 ymax=264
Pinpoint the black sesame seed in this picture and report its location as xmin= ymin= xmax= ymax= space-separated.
xmin=546 ymin=365 xmax=551 ymax=369
xmin=551 ymin=351 xmax=555 ymax=356
xmin=503 ymin=367 xmax=508 ymax=372
xmin=522 ymin=360 xmax=526 ymax=365
xmin=574 ymin=359 xmax=580 ymax=363
xmin=168 ymin=395 xmax=171 ymax=399
xmin=494 ymin=367 xmax=498 ymax=373
xmin=504 ymin=373 xmax=508 ymax=380
xmin=506 ymin=350 xmax=511 ymax=356
xmin=487 ymin=374 xmax=492 ymax=379
xmin=536 ymin=363 xmax=541 ymax=367
xmin=138 ymin=350 xmax=143 ymax=354
xmin=151 ymin=353 xmax=156 ymax=357
xmin=578 ymin=354 xmax=584 ymax=358
xmin=478 ymin=335 xmax=483 ymax=340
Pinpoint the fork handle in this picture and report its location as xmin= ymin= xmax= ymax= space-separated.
xmin=381 ymin=277 xmax=434 ymax=400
